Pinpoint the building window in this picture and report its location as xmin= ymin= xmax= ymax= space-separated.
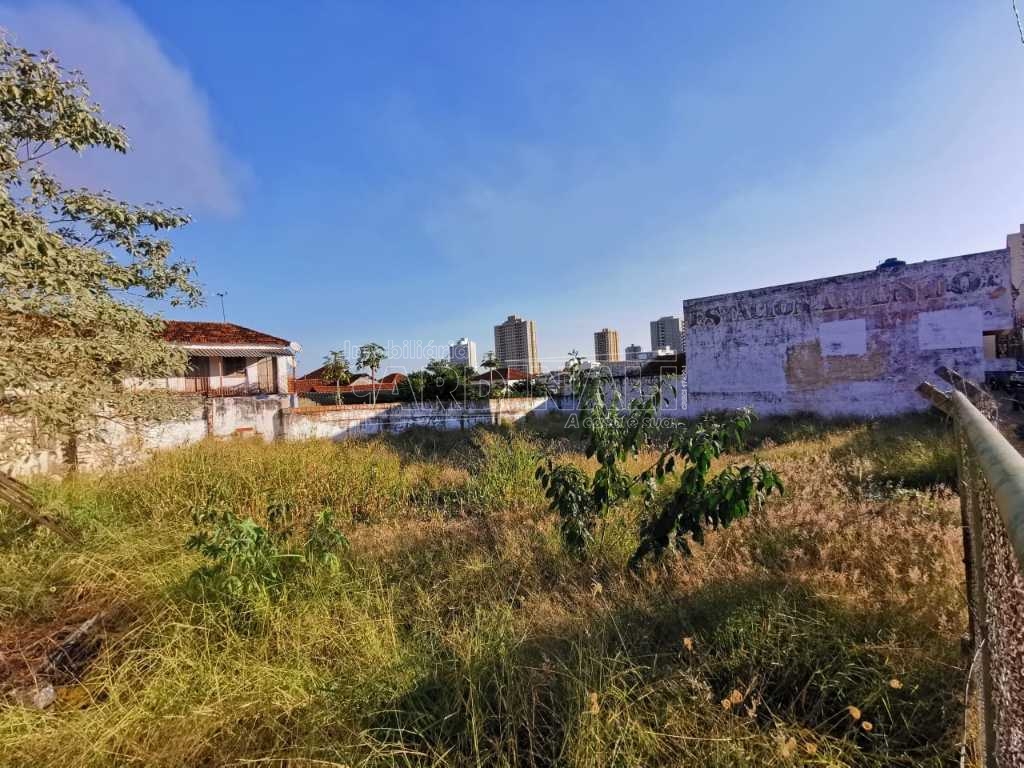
xmin=983 ymin=331 xmax=1019 ymax=360
xmin=222 ymin=357 xmax=247 ymax=376
xmin=185 ymin=356 xmax=209 ymax=377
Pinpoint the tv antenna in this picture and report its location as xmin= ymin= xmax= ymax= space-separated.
xmin=216 ymin=291 xmax=228 ymax=323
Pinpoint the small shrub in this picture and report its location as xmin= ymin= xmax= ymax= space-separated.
xmin=186 ymin=502 xmax=348 ymax=602
xmin=304 ymin=508 xmax=350 ymax=573
xmin=538 ymin=354 xmax=783 ymax=565
xmin=541 ymin=463 xmax=595 ymax=556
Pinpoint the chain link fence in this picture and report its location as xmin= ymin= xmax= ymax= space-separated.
xmin=919 ymin=375 xmax=1024 ymax=767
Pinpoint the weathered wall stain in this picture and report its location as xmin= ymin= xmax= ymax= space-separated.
xmin=784 ymin=338 xmax=888 ymax=390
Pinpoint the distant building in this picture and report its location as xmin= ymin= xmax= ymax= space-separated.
xmin=594 ymin=328 xmax=621 ymax=362
xmin=624 ymin=343 xmax=643 ymax=361
xmin=494 ymin=315 xmax=540 ymax=374
xmin=650 ymin=315 xmax=686 ymax=353
xmin=449 ymin=337 xmax=478 ymax=369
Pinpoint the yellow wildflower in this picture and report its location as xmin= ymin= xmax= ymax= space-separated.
xmin=778 ymin=736 xmax=797 ymax=758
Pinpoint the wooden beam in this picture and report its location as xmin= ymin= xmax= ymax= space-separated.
xmin=916 ymin=381 xmax=953 ymax=415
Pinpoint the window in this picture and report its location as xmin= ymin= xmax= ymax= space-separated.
xmin=185 ymin=356 xmax=209 ymax=377
xmin=221 ymin=357 xmax=247 ymax=376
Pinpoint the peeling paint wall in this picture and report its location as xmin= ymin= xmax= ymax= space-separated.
xmin=1 ymin=396 xmax=291 ymax=477
xmin=684 ymin=248 xmax=1015 ymax=417
xmin=1 ymin=397 xmax=557 ymax=476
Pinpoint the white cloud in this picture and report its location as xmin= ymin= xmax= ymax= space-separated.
xmin=1 ymin=1 xmax=242 ymax=216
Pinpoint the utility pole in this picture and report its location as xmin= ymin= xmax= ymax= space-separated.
xmin=216 ymin=291 xmax=228 ymax=323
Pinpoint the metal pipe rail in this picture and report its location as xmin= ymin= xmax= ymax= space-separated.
xmin=951 ymin=390 xmax=1024 ymax=573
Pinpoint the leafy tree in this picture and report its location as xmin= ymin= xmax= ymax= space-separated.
xmin=396 ymin=361 xmax=479 ymax=405
xmin=0 ymin=40 xmax=200 ymax=468
xmin=320 ymin=350 xmax=351 ymax=405
xmin=424 ymin=359 xmax=475 ymax=402
xmin=481 ymin=351 xmax=500 ymax=371
xmin=356 ymin=342 xmax=387 ymax=405
xmin=536 ymin=353 xmax=782 ymax=565
xmin=478 ymin=351 xmax=513 ymax=398
xmin=399 ymin=370 xmax=428 ymax=403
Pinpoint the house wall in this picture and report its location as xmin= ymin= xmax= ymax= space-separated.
xmin=684 ymin=248 xmax=1015 ymax=417
xmin=162 ymin=354 xmax=293 ymax=394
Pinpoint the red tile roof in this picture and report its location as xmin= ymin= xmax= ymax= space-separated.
xmin=299 ymin=364 xmax=337 ymax=381
xmin=291 ymin=373 xmax=407 ymax=395
xmin=299 ymin=368 xmax=404 ymax=383
xmin=161 ymin=321 xmax=290 ymax=347
xmin=470 ymin=367 xmax=531 ymax=382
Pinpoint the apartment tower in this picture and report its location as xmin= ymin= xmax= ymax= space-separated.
xmin=449 ymin=337 xmax=478 ymax=369
xmin=493 ymin=315 xmax=540 ymax=374
xmin=650 ymin=315 xmax=685 ymax=353
xmin=594 ymin=328 xmax=621 ymax=362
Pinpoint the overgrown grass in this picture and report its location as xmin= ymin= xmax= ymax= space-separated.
xmin=0 ymin=413 xmax=972 ymax=766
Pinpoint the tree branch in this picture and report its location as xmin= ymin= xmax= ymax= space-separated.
xmin=27 ymin=141 xmax=68 ymax=162
xmin=1015 ymin=0 xmax=1024 ymax=44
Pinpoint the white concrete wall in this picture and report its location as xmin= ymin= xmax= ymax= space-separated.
xmin=1 ymin=396 xmax=291 ymax=477
xmin=684 ymin=248 xmax=1014 ymax=417
xmin=282 ymin=398 xmax=554 ymax=441
xmin=553 ymin=375 xmax=687 ymax=417
xmin=1010 ymin=225 xmax=1024 ymax=329
xmin=1 ymin=396 xmax=558 ymax=476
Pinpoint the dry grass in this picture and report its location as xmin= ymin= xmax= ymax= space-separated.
xmin=0 ymin=413 xmax=971 ymax=766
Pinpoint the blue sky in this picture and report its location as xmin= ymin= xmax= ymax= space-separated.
xmin=3 ymin=1 xmax=1023 ymax=374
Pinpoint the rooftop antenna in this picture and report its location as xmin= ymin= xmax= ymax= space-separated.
xmin=216 ymin=291 xmax=228 ymax=323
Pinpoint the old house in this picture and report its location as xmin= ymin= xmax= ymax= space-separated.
xmin=160 ymin=321 xmax=299 ymax=396
xmin=469 ymin=366 xmax=531 ymax=395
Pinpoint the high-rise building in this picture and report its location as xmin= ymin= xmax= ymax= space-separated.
xmin=650 ymin=315 xmax=686 ymax=353
xmin=594 ymin=328 xmax=621 ymax=362
xmin=449 ymin=337 xmax=477 ymax=369
xmin=494 ymin=315 xmax=540 ymax=374
xmin=624 ymin=343 xmax=643 ymax=361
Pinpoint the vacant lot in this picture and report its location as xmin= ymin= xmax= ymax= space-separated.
xmin=0 ymin=413 xmax=969 ymax=766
